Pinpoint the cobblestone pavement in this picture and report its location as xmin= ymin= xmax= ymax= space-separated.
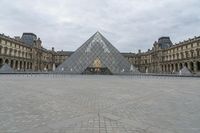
xmin=0 ymin=75 xmax=199 ymax=133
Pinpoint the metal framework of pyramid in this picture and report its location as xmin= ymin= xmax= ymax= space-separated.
xmin=55 ymin=32 xmax=139 ymax=74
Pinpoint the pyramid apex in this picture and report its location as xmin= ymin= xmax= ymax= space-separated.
xmin=93 ymin=31 xmax=102 ymax=37
xmin=95 ymin=31 xmax=101 ymax=34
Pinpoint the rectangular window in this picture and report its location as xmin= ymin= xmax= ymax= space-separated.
xmin=2 ymin=40 xmax=5 ymax=44
xmin=191 ymin=51 xmax=194 ymax=57
xmin=7 ymin=41 xmax=10 ymax=46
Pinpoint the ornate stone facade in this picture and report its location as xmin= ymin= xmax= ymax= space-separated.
xmin=1 ymin=32 xmax=200 ymax=74
xmin=125 ymin=36 xmax=200 ymax=74
xmin=0 ymin=34 xmax=33 ymax=71
xmin=0 ymin=33 xmax=55 ymax=71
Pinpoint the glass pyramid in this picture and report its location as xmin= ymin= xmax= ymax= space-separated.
xmin=0 ymin=64 xmax=14 ymax=73
xmin=55 ymin=32 xmax=139 ymax=75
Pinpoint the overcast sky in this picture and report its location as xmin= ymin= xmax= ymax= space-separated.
xmin=0 ymin=0 xmax=200 ymax=52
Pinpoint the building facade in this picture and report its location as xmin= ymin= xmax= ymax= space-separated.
xmin=0 ymin=32 xmax=200 ymax=74
xmin=0 ymin=33 xmax=55 ymax=71
xmin=129 ymin=36 xmax=200 ymax=74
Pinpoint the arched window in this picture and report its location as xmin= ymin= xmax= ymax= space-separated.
xmin=5 ymin=59 xmax=9 ymax=64
xmin=175 ymin=64 xmax=178 ymax=71
xmin=184 ymin=62 xmax=188 ymax=68
xmin=15 ymin=61 xmax=18 ymax=69
xmin=4 ymin=47 xmax=8 ymax=55
xmin=197 ymin=61 xmax=200 ymax=71
xmin=10 ymin=60 xmax=14 ymax=68
xmin=190 ymin=62 xmax=194 ymax=71
xmin=0 ymin=58 xmax=3 ymax=67
xmin=179 ymin=63 xmax=183 ymax=69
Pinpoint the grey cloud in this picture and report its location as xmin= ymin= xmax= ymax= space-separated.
xmin=0 ymin=0 xmax=200 ymax=52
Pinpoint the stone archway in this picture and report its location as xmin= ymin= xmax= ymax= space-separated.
xmin=179 ymin=63 xmax=183 ymax=69
xmin=171 ymin=64 xmax=174 ymax=72
xmin=197 ymin=61 xmax=200 ymax=71
xmin=27 ymin=62 xmax=30 ymax=69
xmin=190 ymin=62 xmax=194 ymax=71
xmin=0 ymin=58 xmax=3 ymax=68
xmin=23 ymin=61 xmax=26 ymax=71
xmin=5 ymin=59 xmax=9 ymax=64
xmin=168 ymin=64 xmax=170 ymax=72
xmin=184 ymin=62 xmax=188 ymax=68
xmin=175 ymin=63 xmax=178 ymax=71
xmin=10 ymin=60 xmax=14 ymax=68
xmin=160 ymin=65 xmax=163 ymax=72
xmin=30 ymin=63 xmax=32 ymax=69
xmin=20 ymin=61 xmax=22 ymax=70
xmin=15 ymin=61 xmax=18 ymax=70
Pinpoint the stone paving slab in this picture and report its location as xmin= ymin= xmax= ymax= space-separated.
xmin=0 ymin=75 xmax=199 ymax=133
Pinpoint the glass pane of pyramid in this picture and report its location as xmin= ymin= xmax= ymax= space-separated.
xmin=55 ymin=32 xmax=139 ymax=74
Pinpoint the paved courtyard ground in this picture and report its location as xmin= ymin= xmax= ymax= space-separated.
xmin=0 ymin=75 xmax=199 ymax=133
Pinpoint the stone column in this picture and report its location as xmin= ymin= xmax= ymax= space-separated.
xmin=13 ymin=60 xmax=15 ymax=70
xmin=166 ymin=64 xmax=168 ymax=73
xmin=53 ymin=63 xmax=56 ymax=71
xmin=17 ymin=61 xmax=20 ymax=71
xmin=21 ymin=61 xmax=24 ymax=70
xmin=169 ymin=64 xmax=171 ymax=73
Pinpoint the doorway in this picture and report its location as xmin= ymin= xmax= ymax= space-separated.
xmin=83 ymin=67 xmax=112 ymax=75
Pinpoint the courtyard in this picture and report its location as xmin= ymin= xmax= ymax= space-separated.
xmin=0 ymin=75 xmax=199 ymax=133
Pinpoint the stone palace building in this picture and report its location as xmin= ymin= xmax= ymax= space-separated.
xmin=0 ymin=32 xmax=200 ymax=74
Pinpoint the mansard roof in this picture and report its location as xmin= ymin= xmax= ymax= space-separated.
xmin=21 ymin=33 xmax=37 ymax=46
